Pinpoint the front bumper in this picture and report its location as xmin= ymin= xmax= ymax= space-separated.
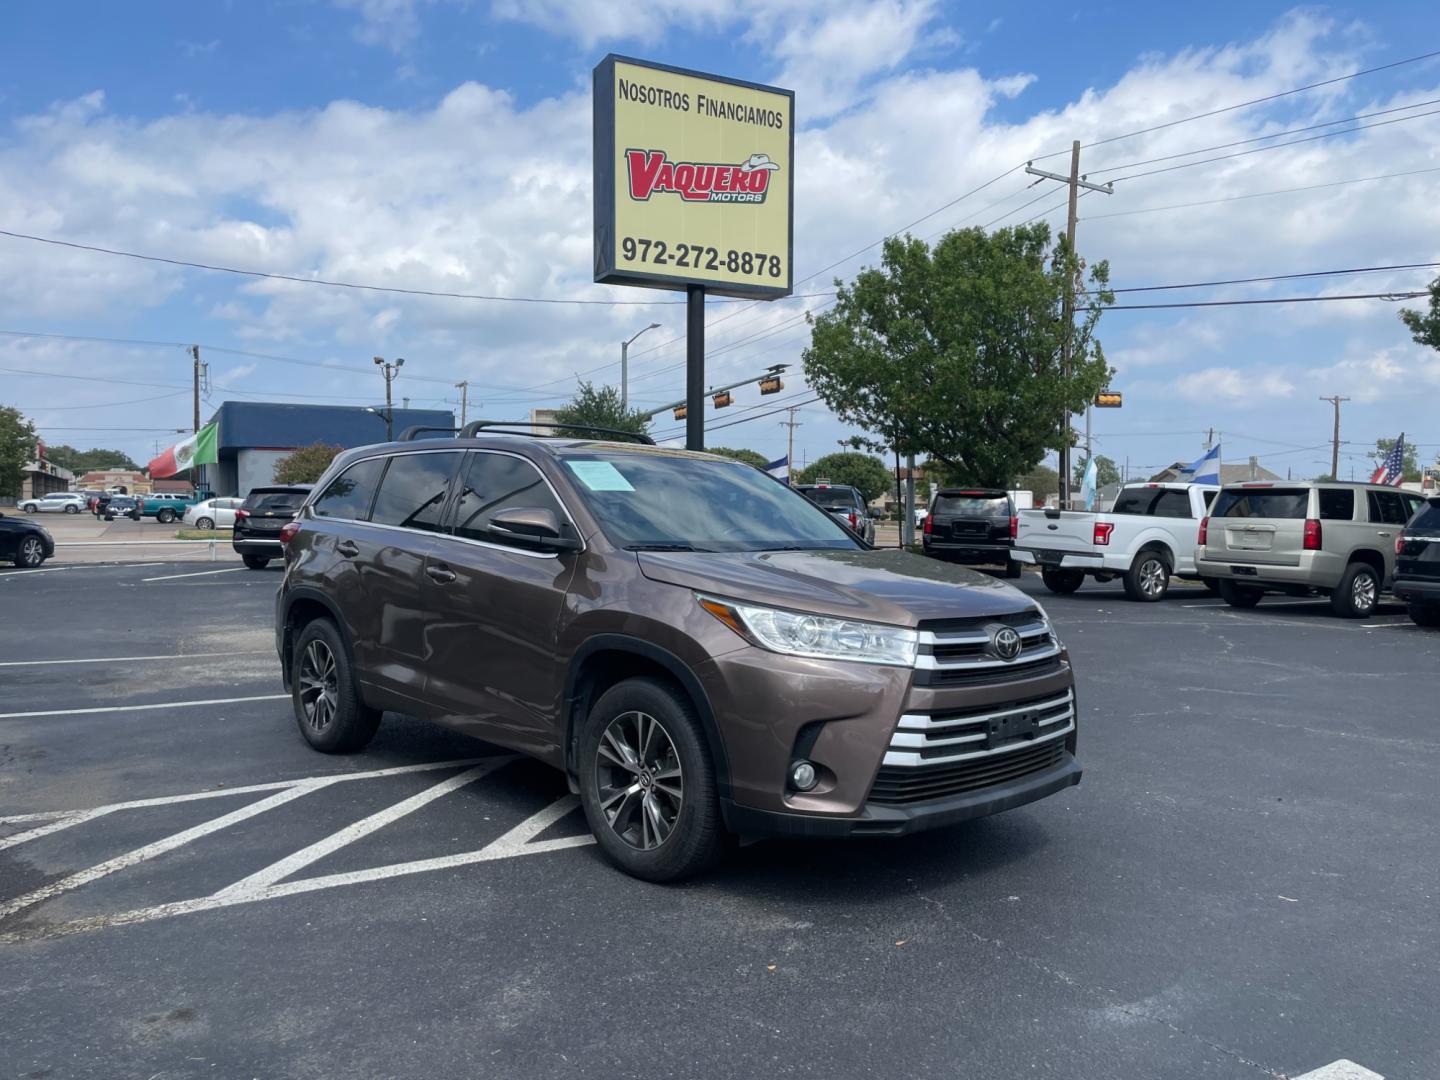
xmin=1394 ymin=576 xmax=1440 ymax=605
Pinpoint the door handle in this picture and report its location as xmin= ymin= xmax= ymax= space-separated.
xmin=336 ymin=540 xmax=360 ymax=558
xmin=1378 ymin=532 xmax=1392 ymax=538
xmin=426 ymin=564 xmax=456 ymax=584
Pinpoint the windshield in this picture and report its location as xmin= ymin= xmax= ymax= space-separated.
xmin=799 ymin=487 xmax=859 ymax=511
xmin=933 ymin=494 xmax=1007 ymax=516
xmin=559 ymin=451 xmax=861 ymax=552
xmin=247 ymin=491 xmax=308 ymax=513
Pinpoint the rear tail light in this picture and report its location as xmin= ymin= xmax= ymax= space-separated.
xmin=923 ymin=514 xmax=933 ymax=535
xmin=1093 ymin=522 xmax=1115 ymax=546
xmin=1396 ymin=535 xmax=1405 ymax=556
xmin=1009 ymin=515 xmax=1018 ymax=540
xmin=1303 ymin=518 xmax=1322 ymax=551
xmin=847 ymin=511 xmax=858 ymax=529
xmin=235 ymin=508 xmax=250 ymax=521
xmin=279 ymin=521 xmax=300 ymax=546
xmin=1198 ymin=516 xmax=1209 ymax=546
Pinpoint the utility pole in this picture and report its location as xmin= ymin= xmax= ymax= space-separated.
xmin=777 ymin=406 xmax=802 ymax=483
xmin=190 ymin=345 xmax=207 ymax=493
xmin=455 ymin=381 xmax=469 ymax=427
xmin=1026 ymin=144 xmax=1113 ymax=508
xmin=1319 ymin=395 xmax=1349 ymax=478
xmin=374 ymin=356 xmax=405 ymax=441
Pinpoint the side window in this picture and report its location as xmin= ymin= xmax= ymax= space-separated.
xmin=370 ymin=453 xmax=461 ymax=533
xmin=451 ymin=453 xmax=565 ymax=546
xmin=1367 ymin=490 xmax=1408 ymax=526
xmin=1152 ymin=490 xmax=1192 ymax=518
xmin=1318 ymin=489 xmax=1354 ymax=521
xmin=311 ymin=458 xmax=384 ymax=520
xmin=1202 ymin=490 xmax=1217 ymax=509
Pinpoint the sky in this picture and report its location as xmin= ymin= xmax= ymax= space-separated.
xmin=2 ymin=0 xmax=1438 ymax=479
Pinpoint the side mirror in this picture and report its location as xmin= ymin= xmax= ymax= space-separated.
xmin=488 ymin=507 xmax=580 ymax=550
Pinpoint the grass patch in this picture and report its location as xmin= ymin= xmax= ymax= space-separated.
xmin=174 ymin=529 xmax=230 ymax=540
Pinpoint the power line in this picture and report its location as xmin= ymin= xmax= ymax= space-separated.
xmin=1108 ymin=290 xmax=1425 ymax=311
xmin=1030 ymin=47 xmax=1440 ymax=160
xmin=1082 ymin=165 xmax=1440 ymax=220
xmin=1112 ymin=261 xmax=1440 ymax=293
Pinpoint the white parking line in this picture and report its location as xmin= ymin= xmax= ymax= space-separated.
xmin=0 ymin=562 xmax=166 ymax=578
xmin=1294 ymin=1060 xmax=1383 ymax=1079
xmin=0 ymin=694 xmax=289 ymax=720
xmin=0 ymin=650 xmax=269 ymax=668
xmin=141 ymin=566 xmax=247 ymax=582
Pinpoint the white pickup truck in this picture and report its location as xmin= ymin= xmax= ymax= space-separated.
xmin=1013 ymin=482 xmax=1219 ymax=601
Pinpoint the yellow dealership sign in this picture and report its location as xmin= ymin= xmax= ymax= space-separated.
xmin=593 ymin=55 xmax=794 ymax=299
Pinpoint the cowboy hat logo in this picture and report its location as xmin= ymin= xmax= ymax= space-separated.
xmin=626 ymin=149 xmax=780 ymax=204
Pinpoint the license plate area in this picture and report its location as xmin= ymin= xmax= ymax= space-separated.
xmin=1230 ymin=565 xmax=1258 ymax=576
xmin=988 ymin=710 xmax=1041 ymax=749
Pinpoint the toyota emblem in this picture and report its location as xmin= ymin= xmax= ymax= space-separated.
xmin=992 ymin=627 xmax=1023 ymax=661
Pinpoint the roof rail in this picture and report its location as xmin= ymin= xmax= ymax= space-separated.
xmin=396 ymin=426 xmax=461 ymax=441
xmin=458 ymin=420 xmax=656 ymax=446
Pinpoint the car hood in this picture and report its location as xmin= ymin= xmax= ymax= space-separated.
xmin=636 ymin=547 xmax=1037 ymax=626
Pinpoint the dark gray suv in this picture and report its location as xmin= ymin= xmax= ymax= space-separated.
xmin=274 ymin=423 xmax=1081 ymax=881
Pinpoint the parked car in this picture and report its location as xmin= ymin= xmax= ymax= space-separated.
xmin=234 ymin=485 xmax=311 ymax=569
xmin=0 ymin=511 xmax=54 ymax=567
xmin=794 ymin=482 xmax=876 ymax=544
xmin=1014 ymin=482 xmax=1219 ymax=601
xmin=922 ymin=488 xmax=1021 ymax=578
xmin=183 ymin=497 xmax=245 ymax=530
xmin=138 ymin=492 xmax=210 ymax=523
xmin=101 ymin=495 xmax=142 ymax=521
xmin=19 ymin=492 xmax=87 ymax=515
xmin=274 ymin=426 xmax=1080 ymax=882
xmin=1392 ymin=495 xmax=1440 ymax=628
xmin=1195 ymin=482 xmax=1427 ymax=618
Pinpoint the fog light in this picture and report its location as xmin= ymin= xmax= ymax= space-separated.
xmin=789 ymin=760 xmax=817 ymax=791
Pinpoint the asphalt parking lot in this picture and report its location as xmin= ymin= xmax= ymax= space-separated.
xmin=1 ymin=562 xmax=1435 ymax=1079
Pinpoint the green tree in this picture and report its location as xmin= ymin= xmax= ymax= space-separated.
xmin=0 ymin=405 xmax=38 ymax=497
xmin=1073 ymin=454 xmax=1121 ymax=490
xmin=1015 ymin=465 xmax=1060 ymax=502
xmin=707 ymin=446 xmax=768 ymax=469
xmin=45 ymin=445 xmax=140 ymax=474
xmin=1399 ymin=276 xmax=1440 ymax=352
xmin=794 ymin=451 xmax=892 ymax=503
xmin=1369 ymin=437 xmax=1420 ymax=483
xmin=802 ymin=223 xmax=1112 ymax=486
xmin=553 ymin=381 xmax=651 ymax=439
xmin=273 ymin=443 xmax=344 ymax=484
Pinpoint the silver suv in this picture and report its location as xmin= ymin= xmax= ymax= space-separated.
xmin=1195 ymin=482 xmax=1427 ymax=618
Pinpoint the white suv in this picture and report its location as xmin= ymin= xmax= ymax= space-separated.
xmin=20 ymin=492 xmax=87 ymax=514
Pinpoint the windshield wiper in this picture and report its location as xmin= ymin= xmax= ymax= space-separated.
xmin=624 ymin=542 xmax=707 ymax=552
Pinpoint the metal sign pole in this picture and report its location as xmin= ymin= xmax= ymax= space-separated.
xmin=686 ymin=285 xmax=705 ymax=450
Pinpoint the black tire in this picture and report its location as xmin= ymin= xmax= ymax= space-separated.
xmin=1041 ymin=568 xmax=1085 ymax=595
xmin=14 ymin=535 xmax=46 ymax=568
xmin=21 ymin=503 xmax=37 ymax=514
xmin=156 ymin=508 xmax=175 ymax=523
xmin=578 ymin=677 xmax=724 ymax=883
xmin=64 ymin=505 xmax=78 ymax=514
xmin=1217 ymin=579 xmax=1263 ymax=608
xmin=1123 ymin=549 xmax=1171 ymax=602
xmin=290 ymin=619 xmax=380 ymax=753
xmin=103 ymin=512 xmax=114 ymax=522
xmin=1005 ymin=559 xmax=1024 ymax=579
xmin=1201 ymin=577 xmax=1219 ymax=595
xmin=196 ymin=516 xmax=215 ymax=530
xmin=242 ymin=554 xmax=270 ymax=569
xmin=1331 ymin=562 xmax=1380 ymax=619
xmin=1408 ymin=603 xmax=1440 ymax=628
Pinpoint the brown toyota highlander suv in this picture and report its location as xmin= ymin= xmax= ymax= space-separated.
xmin=273 ymin=422 xmax=1081 ymax=881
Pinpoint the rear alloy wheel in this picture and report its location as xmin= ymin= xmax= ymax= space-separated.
xmin=1218 ymin=580 xmax=1263 ymax=608
xmin=196 ymin=517 xmax=215 ymax=530
xmin=1041 ymin=567 xmax=1085 ymax=595
xmin=156 ymin=508 xmax=175 ymax=523
xmin=291 ymin=619 xmax=380 ymax=753
xmin=1331 ymin=563 xmax=1379 ymax=619
xmin=1407 ymin=603 xmax=1440 ymax=628
xmin=242 ymin=554 xmax=270 ymax=569
xmin=1123 ymin=551 xmax=1170 ymax=602
xmin=15 ymin=536 xmax=46 ymax=568
xmin=21 ymin=503 xmax=37 ymax=513
xmin=64 ymin=505 xmax=78 ymax=514
xmin=579 ymin=677 xmax=723 ymax=882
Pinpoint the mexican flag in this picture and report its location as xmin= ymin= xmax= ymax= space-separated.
xmin=149 ymin=422 xmax=218 ymax=478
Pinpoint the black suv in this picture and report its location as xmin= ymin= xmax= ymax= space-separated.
xmin=1394 ymin=495 xmax=1440 ymax=627
xmin=234 ymin=485 xmax=311 ymax=569
xmin=922 ymin=489 xmax=1021 ymax=577
xmin=795 ymin=483 xmax=876 ymax=544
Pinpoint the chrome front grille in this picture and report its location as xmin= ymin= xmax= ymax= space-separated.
xmin=881 ymin=690 xmax=1075 ymax=768
xmin=911 ymin=620 xmax=1063 ymax=686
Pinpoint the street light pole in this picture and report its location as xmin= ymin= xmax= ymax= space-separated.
xmin=620 ymin=323 xmax=661 ymax=411
xmin=374 ymin=356 xmax=405 ymax=440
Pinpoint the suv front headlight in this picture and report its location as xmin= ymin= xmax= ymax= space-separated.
xmin=698 ymin=595 xmax=917 ymax=666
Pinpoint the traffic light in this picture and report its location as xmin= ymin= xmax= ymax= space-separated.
xmin=759 ymin=376 xmax=783 ymax=395
xmin=1094 ymin=391 xmax=1123 ymax=408
xmin=712 ymin=392 xmax=732 ymax=409
xmin=673 ymin=405 xmax=687 ymax=420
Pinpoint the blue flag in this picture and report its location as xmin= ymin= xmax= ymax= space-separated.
xmin=1181 ymin=444 xmax=1221 ymax=485
xmin=765 ymin=455 xmax=789 ymax=484
xmin=1080 ymin=456 xmax=1099 ymax=510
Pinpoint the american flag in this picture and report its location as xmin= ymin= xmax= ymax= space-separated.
xmin=1369 ymin=432 xmax=1407 ymax=487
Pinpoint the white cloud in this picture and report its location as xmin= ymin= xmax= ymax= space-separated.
xmin=1176 ymin=366 xmax=1296 ymax=404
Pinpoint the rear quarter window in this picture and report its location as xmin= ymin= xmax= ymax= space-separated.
xmin=1211 ymin=488 xmax=1309 ymax=519
xmin=1318 ymin=489 xmax=1355 ymax=521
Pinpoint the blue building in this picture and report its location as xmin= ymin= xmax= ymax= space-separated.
xmin=206 ymin=401 xmax=455 ymax=496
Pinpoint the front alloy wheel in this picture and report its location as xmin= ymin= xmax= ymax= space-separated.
xmin=16 ymin=537 xmax=45 ymax=568
xmin=597 ymin=711 xmax=684 ymax=851
xmin=297 ymin=638 xmax=338 ymax=735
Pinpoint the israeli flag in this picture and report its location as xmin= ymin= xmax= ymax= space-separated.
xmin=1182 ymin=444 xmax=1221 ymax=485
xmin=765 ymin=455 xmax=789 ymax=484
xmin=1080 ymin=456 xmax=1099 ymax=510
